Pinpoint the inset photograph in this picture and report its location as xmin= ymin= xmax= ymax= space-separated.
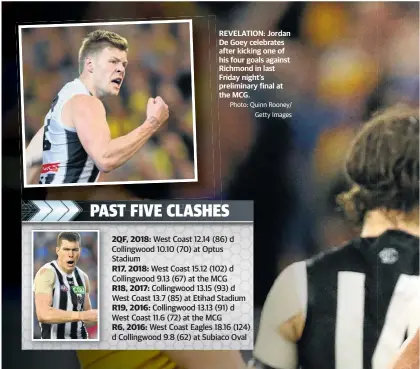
xmin=32 ymin=230 xmax=99 ymax=340
xmin=19 ymin=20 xmax=197 ymax=187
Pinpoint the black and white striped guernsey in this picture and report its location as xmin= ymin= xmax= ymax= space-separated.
xmin=253 ymin=230 xmax=419 ymax=369
xmin=39 ymin=78 xmax=100 ymax=184
xmin=40 ymin=260 xmax=88 ymax=340
xmin=298 ymin=230 xmax=419 ymax=369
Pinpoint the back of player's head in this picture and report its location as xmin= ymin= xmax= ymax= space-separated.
xmin=57 ymin=232 xmax=81 ymax=247
xmin=78 ymin=29 xmax=129 ymax=74
xmin=337 ymin=104 xmax=419 ymax=223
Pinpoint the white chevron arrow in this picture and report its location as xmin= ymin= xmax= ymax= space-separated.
xmin=31 ymin=201 xmax=52 ymax=221
xmin=43 ymin=201 xmax=69 ymax=221
xmin=60 ymin=201 xmax=81 ymax=221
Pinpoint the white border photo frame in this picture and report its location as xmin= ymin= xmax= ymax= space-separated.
xmin=19 ymin=19 xmax=197 ymax=188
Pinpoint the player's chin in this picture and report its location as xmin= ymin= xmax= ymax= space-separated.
xmin=109 ymin=84 xmax=121 ymax=95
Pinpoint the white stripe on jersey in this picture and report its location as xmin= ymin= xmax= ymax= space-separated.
xmin=336 ymin=272 xmax=365 ymax=369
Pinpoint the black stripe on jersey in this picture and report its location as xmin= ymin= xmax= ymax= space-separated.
xmin=41 ymin=322 xmax=52 ymax=339
xmin=74 ymin=268 xmax=83 ymax=289
xmin=298 ymin=248 xmax=343 ymax=369
xmin=50 ymin=262 xmax=68 ymax=339
xmin=63 ymin=131 xmax=99 ymax=183
xmin=63 ymin=130 xmax=87 ymax=183
xmin=88 ymin=165 xmax=99 ymax=182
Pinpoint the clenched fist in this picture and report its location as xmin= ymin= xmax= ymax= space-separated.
xmin=147 ymin=96 xmax=169 ymax=126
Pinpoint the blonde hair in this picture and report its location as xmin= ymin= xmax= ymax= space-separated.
xmin=78 ymin=29 xmax=128 ymax=73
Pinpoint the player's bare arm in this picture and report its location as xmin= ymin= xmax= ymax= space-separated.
xmin=34 ymin=267 xmax=96 ymax=324
xmin=83 ymin=273 xmax=92 ymax=311
xmin=163 ymin=350 xmax=248 ymax=369
xmin=389 ymin=329 xmax=419 ymax=369
xmin=26 ymin=126 xmax=44 ymax=168
xmin=25 ymin=126 xmax=44 ymax=183
xmin=66 ymin=94 xmax=168 ymax=173
xmin=253 ymin=261 xmax=307 ymax=369
xmin=81 ymin=272 xmax=98 ymax=326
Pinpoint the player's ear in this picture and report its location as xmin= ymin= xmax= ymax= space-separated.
xmin=56 ymin=246 xmax=60 ymax=256
xmin=85 ymin=57 xmax=94 ymax=74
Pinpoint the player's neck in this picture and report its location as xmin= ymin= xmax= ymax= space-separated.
xmin=78 ymin=74 xmax=98 ymax=98
xmin=361 ymin=209 xmax=419 ymax=238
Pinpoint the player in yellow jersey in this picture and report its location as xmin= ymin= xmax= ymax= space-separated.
xmin=77 ymin=349 xmax=248 ymax=369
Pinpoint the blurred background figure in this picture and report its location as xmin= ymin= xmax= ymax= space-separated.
xmin=20 ymin=21 xmax=196 ymax=185
xmin=2 ymin=2 xmax=419 ymax=368
xmin=32 ymin=231 xmax=99 ymax=339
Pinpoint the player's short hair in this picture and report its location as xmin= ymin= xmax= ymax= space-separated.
xmin=78 ymin=29 xmax=129 ymax=74
xmin=57 ymin=232 xmax=81 ymax=247
xmin=337 ymin=104 xmax=419 ymax=223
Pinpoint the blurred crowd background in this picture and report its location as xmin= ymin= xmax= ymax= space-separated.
xmin=32 ymin=231 xmax=99 ymax=339
xmin=21 ymin=22 xmax=195 ymax=184
xmin=3 ymin=2 xmax=419 ymax=368
xmin=222 ymin=1 xmax=420 ymax=306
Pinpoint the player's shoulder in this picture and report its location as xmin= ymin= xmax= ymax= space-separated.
xmin=270 ymin=260 xmax=308 ymax=295
xmin=61 ymin=78 xmax=89 ymax=95
xmin=279 ymin=260 xmax=307 ymax=280
xmin=35 ymin=262 xmax=55 ymax=279
xmin=272 ymin=244 xmax=362 ymax=296
xmin=70 ymin=93 xmax=104 ymax=116
xmin=75 ymin=265 xmax=88 ymax=275
xmin=59 ymin=79 xmax=102 ymax=108
xmin=38 ymin=260 xmax=55 ymax=271
xmin=75 ymin=266 xmax=89 ymax=282
xmin=305 ymin=239 xmax=359 ymax=270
